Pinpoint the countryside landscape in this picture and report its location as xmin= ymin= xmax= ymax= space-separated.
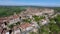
xmin=0 ymin=0 xmax=60 ymax=34
xmin=0 ymin=6 xmax=60 ymax=34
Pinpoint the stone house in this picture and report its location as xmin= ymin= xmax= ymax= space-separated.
xmin=39 ymin=19 xmax=49 ymax=25
xmin=11 ymin=26 xmax=21 ymax=34
xmin=19 ymin=23 xmax=39 ymax=34
xmin=8 ymin=14 xmax=20 ymax=25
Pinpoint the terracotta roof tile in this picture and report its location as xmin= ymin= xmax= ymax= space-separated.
xmin=13 ymin=15 xmax=19 ymax=19
xmin=19 ymin=23 xmax=32 ymax=29
xmin=0 ymin=29 xmax=3 ymax=33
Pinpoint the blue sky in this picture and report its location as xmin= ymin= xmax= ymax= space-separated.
xmin=0 ymin=0 xmax=60 ymax=7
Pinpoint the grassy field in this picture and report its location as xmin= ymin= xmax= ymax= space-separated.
xmin=0 ymin=6 xmax=26 ymax=17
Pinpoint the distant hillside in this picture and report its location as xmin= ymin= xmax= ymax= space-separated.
xmin=0 ymin=6 xmax=60 ymax=17
xmin=0 ymin=6 xmax=26 ymax=17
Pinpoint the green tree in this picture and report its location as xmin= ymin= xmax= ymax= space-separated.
xmin=29 ymin=32 xmax=37 ymax=34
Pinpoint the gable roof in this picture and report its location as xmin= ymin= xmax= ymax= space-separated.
xmin=19 ymin=23 xmax=32 ymax=29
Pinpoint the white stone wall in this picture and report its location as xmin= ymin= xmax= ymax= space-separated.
xmin=8 ymin=18 xmax=20 ymax=25
xmin=6 ymin=32 xmax=9 ymax=34
xmin=14 ymin=29 xmax=20 ymax=34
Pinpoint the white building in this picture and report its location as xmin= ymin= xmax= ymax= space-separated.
xmin=19 ymin=23 xmax=39 ymax=32
xmin=8 ymin=15 xmax=20 ymax=25
xmin=40 ymin=19 xmax=49 ymax=25
xmin=6 ymin=32 xmax=9 ymax=34
xmin=14 ymin=29 xmax=21 ymax=34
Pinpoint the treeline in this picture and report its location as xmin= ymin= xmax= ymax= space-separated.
xmin=0 ymin=6 xmax=26 ymax=17
xmin=0 ymin=6 xmax=60 ymax=17
xmin=49 ymin=7 xmax=60 ymax=12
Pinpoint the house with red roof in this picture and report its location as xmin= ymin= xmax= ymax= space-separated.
xmin=11 ymin=26 xmax=21 ymax=34
xmin=8 ymin=13 xmax=20 ymax=25
xmin=19 ymin=22 xmax=39 ymax=33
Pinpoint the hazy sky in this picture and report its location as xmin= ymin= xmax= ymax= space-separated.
xmin=0 ymin=0 xmax=60 ymax=7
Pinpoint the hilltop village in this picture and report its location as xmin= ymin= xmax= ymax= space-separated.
xmin=0 ymin=7 xmax=60 ymax=34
